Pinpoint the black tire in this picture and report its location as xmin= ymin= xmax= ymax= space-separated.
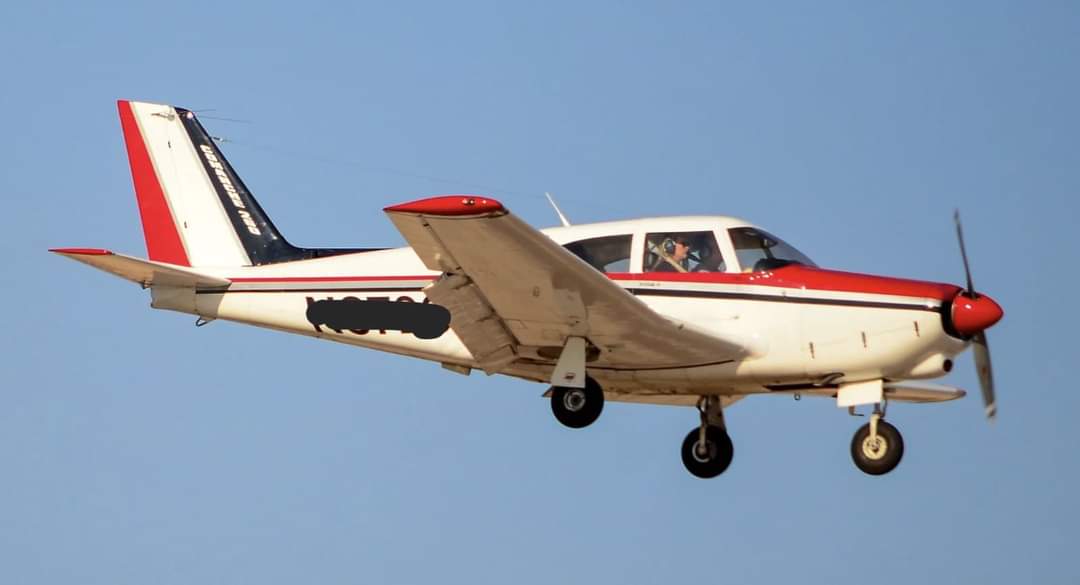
xmin=681 ymin=425 xmax=734 ymax=478
xmin=850 ymin=420 xmax=904 ymax=475
xmin=550 ymin=378 xmax=604 ymax=429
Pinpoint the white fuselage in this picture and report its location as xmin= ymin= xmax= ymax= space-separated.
xmin=161 ymin=216 xmax=967 ymax=396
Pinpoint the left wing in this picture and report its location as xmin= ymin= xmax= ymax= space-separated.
xmin=384 ymin=196 xmax=752 ymax=373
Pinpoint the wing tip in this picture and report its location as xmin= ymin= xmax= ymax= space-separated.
xmin=49 ymin=247 xmax=114 ymax=256
xmin=384 ymin=195 xmax=505 ymax=217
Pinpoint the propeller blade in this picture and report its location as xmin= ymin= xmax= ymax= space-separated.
xmin=972 ymin=331 xmax=996 ymax=420
xmin=953 ymin=210 xmax=976 ymax=295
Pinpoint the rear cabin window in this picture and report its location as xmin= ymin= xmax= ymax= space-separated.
xmin=564 ymin=235 xmax=632 ymax=273
xmin=643 ymin=231 xmax=725 ymax=273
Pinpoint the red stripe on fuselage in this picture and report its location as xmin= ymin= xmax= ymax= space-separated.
xmin=226 ymin=266 xmax=958 ymax=301
xmin=117 ymin=100 xmax=189 ymax=266
xmin=610 ymin=266 xmax=960 ymax=301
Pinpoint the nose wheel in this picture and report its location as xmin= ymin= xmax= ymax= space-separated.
xmin=850 ymin=410 xmax=904 ymax=475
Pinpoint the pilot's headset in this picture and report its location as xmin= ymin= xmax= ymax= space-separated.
xmin=662 ymin=237 xmax=677 ymax=255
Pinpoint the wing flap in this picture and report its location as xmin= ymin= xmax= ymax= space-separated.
xmin=424 ymin=274 xmax=518 ymax=371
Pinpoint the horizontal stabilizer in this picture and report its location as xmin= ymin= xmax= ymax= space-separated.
xmin=49 ymin=248 xmax=230 ymax=288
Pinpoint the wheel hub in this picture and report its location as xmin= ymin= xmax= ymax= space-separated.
xmin=563 ymin=389 xmax=586 ymax=412
xmin=692 ymin=440 xmax=716 ymax=463
xmin=861 ymin=435 xmax=889 ymax=460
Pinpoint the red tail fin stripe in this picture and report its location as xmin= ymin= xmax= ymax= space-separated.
xmin=117 ymin=100 xmax=190 ymax=266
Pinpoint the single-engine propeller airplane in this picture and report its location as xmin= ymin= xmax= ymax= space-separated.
xmin=53 ymin=100 xmax=1004 ymax=478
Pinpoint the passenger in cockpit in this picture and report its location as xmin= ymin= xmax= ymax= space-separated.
xmin=694 ymin=239 xmax=724 ymax=272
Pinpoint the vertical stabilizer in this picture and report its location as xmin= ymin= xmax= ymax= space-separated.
xmin=117 ymin=100 xmax=377 ymax=267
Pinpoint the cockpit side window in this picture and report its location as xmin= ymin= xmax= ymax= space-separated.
xmin=643 ymin=231 xmax=725 ymax=273
xmin=563 ymin=234 xmax=632 ymax=273
xmin=728 ymin=227 xmax=817 ymax=272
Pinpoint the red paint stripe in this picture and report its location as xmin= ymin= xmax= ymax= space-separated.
xmin=49 ymin=248 xmax=113 ymax=256
xmin=117 ymin=100 xmax=189 ymax=266
xmin=229 ymin=275 xmax=437 ymax=283
xmin=609 ymin=265 xmax=960 ymax=301
xmin=226 ymin=266 xmax=959 ymax=301
xmin=384 ymin=195 xmax=505 ymax=216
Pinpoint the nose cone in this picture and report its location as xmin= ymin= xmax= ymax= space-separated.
xmin=951 ymin=292 xmax=1004 ymax=336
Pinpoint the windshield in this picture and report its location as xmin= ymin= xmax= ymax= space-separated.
xmin=728 ymin=227 xmax=817 ymax=272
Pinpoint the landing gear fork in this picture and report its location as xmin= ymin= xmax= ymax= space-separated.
xmin=850 ymin=401 xmax=904 ymax=476
xmin=696 ymin=396 xmax=725 ymax=456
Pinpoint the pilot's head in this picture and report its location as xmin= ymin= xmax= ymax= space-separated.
xmin=672 ymin=237 xmax=692 ymax=261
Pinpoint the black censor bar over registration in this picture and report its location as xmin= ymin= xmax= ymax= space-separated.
xmin=306 ymin=298 xmax=452 ymax=339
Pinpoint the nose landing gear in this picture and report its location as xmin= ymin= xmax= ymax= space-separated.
xmin=850 ymin=406 xmax=904 ymax=475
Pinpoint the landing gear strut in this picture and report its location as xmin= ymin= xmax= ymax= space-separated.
xmin=680 ymin=396 xmax=734 ymax=479
xmin=850 ymin=404 xmax=904 ymax=475
xmin=550 ymin=377 xmax=604 ymax=429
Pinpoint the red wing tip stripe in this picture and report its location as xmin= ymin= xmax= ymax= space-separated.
xmin=49 ymin=247 xmax=114 ymax=256
xmin=383 ymin=195 xmax=505 ymax=216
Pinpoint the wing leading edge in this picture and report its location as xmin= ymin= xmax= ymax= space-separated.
xmin=384 ymin=196 xmax=752 ymax=374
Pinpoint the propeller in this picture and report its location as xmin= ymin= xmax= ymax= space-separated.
xmin=954 ymin=210 xmax=997 ymax=420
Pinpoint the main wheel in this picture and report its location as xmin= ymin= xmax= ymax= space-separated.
xmin=550 ymin=378 xmax=604 ymax=429
xmin=681 ymin=425 xmax=734 ymax=478
xmin=850 ymin=420 xmax=904 ymax=475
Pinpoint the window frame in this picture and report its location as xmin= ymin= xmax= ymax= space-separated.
xmin=726 ymin=226 xmax=817 ymax=273
xmin=640 ymin=229 xmax=730 ymax=274
xmin=561 ymin=233 xmax=635 ymax=274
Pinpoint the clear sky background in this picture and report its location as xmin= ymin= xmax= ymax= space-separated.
xmin=1 ymin=1 xmax=1077 ymax=583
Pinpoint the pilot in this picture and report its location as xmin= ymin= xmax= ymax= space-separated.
xmin=657 ymin=236 xmax=693 ymax=272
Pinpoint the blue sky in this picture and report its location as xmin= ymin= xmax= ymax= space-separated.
xmin=1 ymin=1 xmax=1077 ymax=583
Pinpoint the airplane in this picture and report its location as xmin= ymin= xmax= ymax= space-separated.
xmin=52 ymin=100 xmax=1004 ymax=478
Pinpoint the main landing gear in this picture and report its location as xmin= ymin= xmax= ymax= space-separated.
xmin=549 ymin=376 xmax=605 ymax=429
xmin=680 ymin=396 xmax=734 ymax=479
xmin=547 ymin=379 xmax=901 ymax=477
xmin=850 ymin=404 xmax=904 ymax=476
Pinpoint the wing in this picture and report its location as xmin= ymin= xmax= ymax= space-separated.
xmin=542 ymin=388 xmax=744 ymax=409
xmin=384 ymin=196 xmax=751 ymax=373
xmin=768 ymin=381 xmax=967 ymax=404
